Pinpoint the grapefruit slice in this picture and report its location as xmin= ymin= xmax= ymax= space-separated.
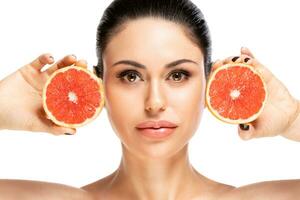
xmin=205 ymin=63 xmax=267 ymax=124
xmin=42 ymin=66 xmax=105 ymax=128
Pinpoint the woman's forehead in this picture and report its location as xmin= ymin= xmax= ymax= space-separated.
xmin=103 ymin=17 xmax=204 ymax=68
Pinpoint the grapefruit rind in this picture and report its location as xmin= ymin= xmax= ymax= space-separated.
xmin=205 ymin=63 xmax=267 ymax=124
xmin=42 ymin=66 xmax=105 ymax=128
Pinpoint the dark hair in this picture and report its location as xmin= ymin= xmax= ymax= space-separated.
xmin=94 ymin=0 xmax=212 ymax=80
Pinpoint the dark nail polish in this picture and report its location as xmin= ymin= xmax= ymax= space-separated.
xmin=239 ymin=124 xmax=250 ymax=131
xmin=232 ymin=56 xmax=239 ymax=62
xmin=64 ymin=133 xmax=72 ymax=135
xmin=244 ymin=57 xmax=250 ymax=63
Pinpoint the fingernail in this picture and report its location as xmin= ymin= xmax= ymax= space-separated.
xmin=239 ymin=124 xmax=250 ymax=131
xmin=64 ymin=133 xmax=73 ymax=135
xmin=71 ymin=54 xmax=77 ymax=59
xmin=244 ymin=58 xmax=250 ymax=63
xmin=49 ymin=55 xmax=54 ymax=61
xmin=232 ymin=56 xmax=239 ymax=62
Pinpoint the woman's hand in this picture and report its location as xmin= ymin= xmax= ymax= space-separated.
xmin=0 ymin=54 xmax=88 ymax=135
xmin=211 ymin=47 xmax=300 ymax=141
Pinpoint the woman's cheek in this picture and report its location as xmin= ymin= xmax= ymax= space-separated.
xmin=105 ymin=84 xmax=143 ymax=131
xmin=172 ymin=80 xmax=205 ymax=136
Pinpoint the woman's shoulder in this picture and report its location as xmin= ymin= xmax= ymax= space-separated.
xmin=0 ymin=179 xmax=94 ymax=200
xmin=221 ymin=179 xmax=300 ymax=200
xmin=81 ymin=173 xmax=116 ymax=199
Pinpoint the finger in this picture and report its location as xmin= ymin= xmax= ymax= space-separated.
xmin=241 ymin=47 xmax=255 ymax=59
xmin=238 ymin=124 xmax=272 ymax=141
xmin=44 ymin=54 xmax=77 ymax=75
xmin=238 ymin=121 xmax=265 ymax=140
xmin=75 ymin=59 xmax=88 ymax=69
xmin=224 ymin=55 xmax=252 ymax=65
xmin=223 ymin=56 xmax=242 ymax=64
xmin=50 ymin=125 xmax=77 ymax=136
xmin=236 ymin=53 xmax=262 ymax=68
xmin=211 ymin=59 xmax=224 ymax=72
xmin=242 ymin=57 xmax=261 ymax=67
xmin=42 ymin=109 xmax=77 ymax=135
xmin=244 ymin=58 xmax=274 ymax=83
xmin=30 ymin=115 xmax=77 ymax=136
xmin=238 ymin=123 xmax=253 ymax=140
xmin=237 ymin=55 xmax=252 ymax=64
xmin=26 ymin=53 xmax=54 ymax=71
xmin=232 ymin=53 xmax=274 ymax=84
xmin=238 ymin=116 xmax=274 ymax=140
xmin=43 ymin=121 xmax=77 ymax=136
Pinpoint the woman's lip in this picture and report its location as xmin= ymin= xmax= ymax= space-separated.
xmin=136 ymin=120 xmax=178 ymax=129
xmin=136 ymin=127 xmax=177 ymax=139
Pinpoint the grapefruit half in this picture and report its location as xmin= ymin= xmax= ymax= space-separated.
xmin=205 ymin=63 xmax=267 ymax=124
xmin=42 ymin=66 xmax=105 ymax=128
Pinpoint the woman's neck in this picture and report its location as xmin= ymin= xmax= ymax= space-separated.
xmin=109 ymin=144 xmax=207 ymax=200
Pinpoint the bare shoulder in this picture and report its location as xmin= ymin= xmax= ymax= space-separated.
xmin=0 ymin=179 xmax=94 ymax=200
xmin=222 ymin=179 xmax=300 ymax=200
xmin=82 ymin=174 xmax=300 ymax=200
xmin=81 ymin=173 xmax=116 ymax=199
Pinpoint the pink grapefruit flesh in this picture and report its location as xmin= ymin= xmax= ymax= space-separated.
xmin=42 ymin=66 xmax=105 ymax=128
xmin=206 ymin=63 xmax=267 ymax=124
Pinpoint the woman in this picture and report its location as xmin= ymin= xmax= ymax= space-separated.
xmin=0 ymin=0 xmax=300 ymax=199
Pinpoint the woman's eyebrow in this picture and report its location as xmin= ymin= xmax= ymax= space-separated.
xmin=111 ymin=59 xmax=198 ymax=69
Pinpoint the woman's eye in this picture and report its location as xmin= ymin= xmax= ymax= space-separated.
xmin=116 ymin=69 xmax=191 ymax=83
xmin=168 ymin=70 xmax=191 ymax=82
xmin=117 ymin=70 xmax=142 ymax=83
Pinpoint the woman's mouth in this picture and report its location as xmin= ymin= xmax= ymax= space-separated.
xmin=135 ymin=120 xmax=178 ymax=140
xmin=135 ymin=127 xmax=177 ymax=139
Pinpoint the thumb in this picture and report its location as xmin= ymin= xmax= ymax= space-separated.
xmin=238 ymin=122 xmax=273 ymax=140
xmin=35 ymin=115 xmax=77 ymax=136
xmin=241 ymin=47 xmax=255 ymax=59
xmin=49 ymin=125 xmax=77 ymax=136
xmin=238 ymin=123 xmax=253 ymax=140
xmin=39 ymin=109 xmax=77 ymax=135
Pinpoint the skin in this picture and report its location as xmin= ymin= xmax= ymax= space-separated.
xmin=0 ymin=17 xmax=300 ymax=199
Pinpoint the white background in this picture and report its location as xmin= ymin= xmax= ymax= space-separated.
xmin=0 ymin=0 xmax=299 ymax=188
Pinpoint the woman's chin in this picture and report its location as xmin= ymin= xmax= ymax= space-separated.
xmin=127 ymin=139 xmax=188 ymax=161
xmin=119 ymin=126 xmax=190 ymax=160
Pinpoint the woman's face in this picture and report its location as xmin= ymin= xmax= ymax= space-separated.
xmin=102 ymin=17 xmax=206 ymax=159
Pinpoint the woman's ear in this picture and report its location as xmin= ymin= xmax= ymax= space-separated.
xmin=204 ymin=79 xmax=208 ymax=109
xmin=101 ymin=80 xmax=106 ymax=109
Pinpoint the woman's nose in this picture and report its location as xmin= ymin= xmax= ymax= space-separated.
xmin=145 ymin=80 xmax=167 ymax=114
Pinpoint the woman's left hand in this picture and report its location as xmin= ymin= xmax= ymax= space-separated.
xmin=211 ymin=47 xmax=300 ymax=141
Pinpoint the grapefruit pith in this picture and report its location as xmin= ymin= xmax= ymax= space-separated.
xmin=42 ymin=66 xmax=105 ymax=128
xmin=205 ymin=63 xmax=267 ymax=124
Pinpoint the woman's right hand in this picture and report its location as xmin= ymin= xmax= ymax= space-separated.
xmin=0 ymin=54 xmax=88 ymax=135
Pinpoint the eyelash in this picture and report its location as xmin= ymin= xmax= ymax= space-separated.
xmin=116 ymin=68 xmax=191 ymax=83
